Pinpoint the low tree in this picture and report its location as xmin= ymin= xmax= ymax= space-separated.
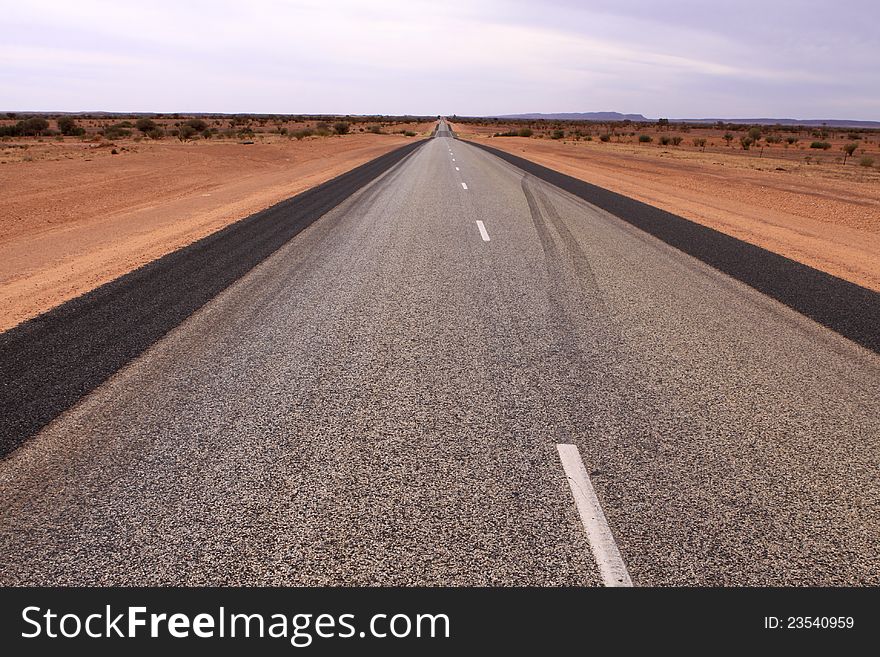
xmin=740 ymin=136 xmax=753 ymax=151
xmin=748 ymin=126 xmax=762 ymax=143
xmin=693 ymin=137 xmax=706 ymax=151
xmin=723 ymin=132 xmax=734 ymax=147
xmin=842 ymin=142 xmax=858 ymax=164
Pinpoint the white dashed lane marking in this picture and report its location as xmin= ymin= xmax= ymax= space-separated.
xmin=556 ymin=444 xmax=633 ymax=587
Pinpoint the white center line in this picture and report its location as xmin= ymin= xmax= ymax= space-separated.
xmin=461 ymin=182 xmax=468 ymax=190
xmin=452 ymin=158 xmax=456 ymax=162
xmin=556 ymin=444 xmax=633 ymax=587
xmin=476 ymin=220 xmax=490 ymax=241
xmin=455 ymin=166 xmax=460 ymax=171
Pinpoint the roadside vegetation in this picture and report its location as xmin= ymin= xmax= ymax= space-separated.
xmin=447 ymin=114 xmax=880 ymax=170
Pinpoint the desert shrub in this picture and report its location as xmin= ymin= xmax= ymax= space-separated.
xmin=292 ymin=129 xmax=313 ymax=140
xmin=369 ymin=125 xmax=383 ymax=134
xmin=20 ymin=117 xmax=50 ymax=135
xmin=740 ymin=136 xmax=753 ymax=150
xmin=115 ymin=120 xmax=133 ymax=128
xmin=842 ymin=142 xmax=858 ymax=163
xmin=599 ymin=133 xmax=611 ymax=142
xmin=585 ymin=135 xmax=592 ymax=141
xmin=551 ymin=129 xmax=565 ymax=139
xmin=334 ymin=122 xmax=350 ymax=135
xmin=670 ymin=136 xmax=683 ymax=146
xmin=146 ymin=127 xmax=165 ymax=139
xmin=764 ymin=135 xmax=781 ymax=144
xmin=517 ymin=128 xmax=533 ymax=137
xmin=723 ymin=132 xmax=734 ymax=146
xmin=785 ymin=136 xmax=798 ymax=145
xmin=186 ymin=118 xmax=208 ymax=132
xmin=202 ymin=129 xmax=212 ymax=139
xmin=810 ymin=141 xmax=831 ymax=150
xmin=693 ymin=137 xmax=706 ymax=150
xmin=859 ymin=155 xmax=875 ymax=167
xmin=404 ymin=131 xmax=416 ymax=137
xmin=659 ymin=135 xmax=670 ymax=145
xmin=103 ymin=126 xmax=131 ymax=139
xmin=178 ymin=125 xmax=197 ymax=141
xmin=136 ymin=118 xmax=157 ymax=133
xmin=638 ymin=134 xmax=652 ymax=143
xmin=748 ymin=127 xmax=762 ymax=141
xmin=57 ymin=116 xmax=85 ymax=136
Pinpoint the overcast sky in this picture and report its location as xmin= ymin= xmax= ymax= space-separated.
xmin=2 ymin=0 xmax=878 ymax=119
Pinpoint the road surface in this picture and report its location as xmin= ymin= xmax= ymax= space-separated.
xmin=1 ymin=122 xmax=878 ymax=585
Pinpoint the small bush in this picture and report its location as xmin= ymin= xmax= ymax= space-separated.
xmin=659 ymin=135 xmax=670 ymax=145
xmin=692 ymin=137 xmax=706 ymax=150
xmin=404 ymin=131 xmax=416 ymax=137
xmin=178 ymin=125 xmax=197 ymax=141
xmin=103 ymin=126 xmax=131 ymax=139
xmin=518 ymin=128 xmax=533 ymax=137
xmin=740 ymin=136 xmax=753 ymax=150
xmin=334 ymin=122 xmax=350 ymax=135
xmin=859 ymin=155 xmax=875 ymax=167
xmin=638 ymin=134 xmax=652 ymax=143
xmin=785 ymin=136 xmax=798 ymax=145
xmin=292 ymin=129 xmax=313 ymax=140
xmin=723 ymin=132 xmax=734 ymax=146
xmin=146 ymin=127 xmax=165 ymax=139
xmin=810 ymin=141 xmax=831 ymax=150
xmin=186 ymin=118 xmax=208 ymax=132
xmin=136 ymin=118 xmax=156 ymax=134
xmin=551 ymin=129 xmax=565 ymax=139
xmin=599 ymin=133 xmax=611 ymax=142
xmin=57 ymin=116 xmax=85 ymax=136
xmin=369 ymin=125 xmax=383 ymax=134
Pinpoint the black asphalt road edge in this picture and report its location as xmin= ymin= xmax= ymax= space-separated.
xmin=0 ymin=139 xmax=426 ymax=459
xmin=466 ymin=139 xmax=880 ymax=355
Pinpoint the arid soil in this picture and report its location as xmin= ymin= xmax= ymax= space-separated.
xmin=0 ymin=127 xmax=432 ymax=331
xmin=453 ymin=122 xmax=880 ymax=292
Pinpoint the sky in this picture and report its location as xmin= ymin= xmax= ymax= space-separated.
xmin=2 ymin=0 xmax=878 ymax=119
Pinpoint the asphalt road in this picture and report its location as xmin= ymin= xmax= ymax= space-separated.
xmin=1 ymin=122 xmax=878 ymax=585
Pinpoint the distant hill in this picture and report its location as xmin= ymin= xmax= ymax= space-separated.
xmin=495 ymin=112 xmax=649 ymax=122
xmin=490 ymin=112 xmax=879 ymax=129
